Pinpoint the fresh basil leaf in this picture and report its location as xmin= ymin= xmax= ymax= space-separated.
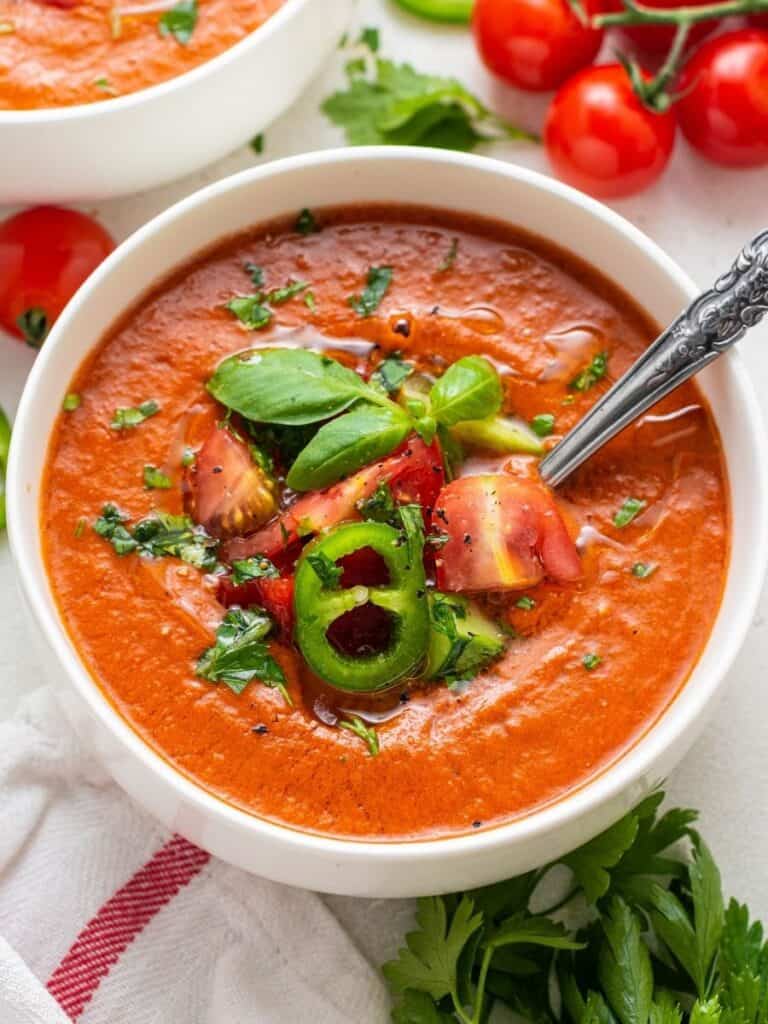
xmin=339 ymin=715 xmax=379 ymax=756
xmin=208 ymin=347 xmax=376 ymax=426
xmin=158 ymin=0 xmax=198 ymax=45
xmin=231 ymin=556 xmax=280 ymax=585
xmin=430 ymin=356 xmax=502 ymax=427
xmin=349 ymin=265 xmax=393 ymax=317
xmin=307 ymin=551 xmax=343 ymax=589
xmin=197 ymin=607 xmax=288 ymax=701
xmin=286 ymin=403 xmax=411 ymax=490
xmin=110 ymin=399 xmax=159 ymax=430
xmin=143 ymin=465 xmax=172 ymax=490
xmin=372 ymin=356 xmax=413 ymax=393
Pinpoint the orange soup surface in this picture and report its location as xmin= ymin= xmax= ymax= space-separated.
xmin=0 ymin=0 xmax=284 ymax=110
xmin=42 ymin=207 xmax=729 ymax=840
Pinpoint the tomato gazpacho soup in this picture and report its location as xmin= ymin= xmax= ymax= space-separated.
xmin=42 ymin=206 xmax=729 ymax=840
xmin=0 ymin=0 xmax=285 ymax=110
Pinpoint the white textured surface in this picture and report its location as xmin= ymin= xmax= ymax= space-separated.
xmin=1 ymin=0 xmax=767 ymax=929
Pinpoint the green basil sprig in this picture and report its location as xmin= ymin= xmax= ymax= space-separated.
xmin=287 ymin=403 xmax=412 ymax=490
xmin=429 ymin=355 xmax=502 ymax=426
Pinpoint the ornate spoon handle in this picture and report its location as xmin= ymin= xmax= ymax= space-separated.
xmin=540 ymin=230 xmax=768 ymax=488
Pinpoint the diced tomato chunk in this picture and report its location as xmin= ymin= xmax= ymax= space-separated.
xmin=434 ymin=475 xmax=581 ymax=593
xmin=222 ymin=435 xmax=444 ymax=564
xmin=191 ymin=426 xmax=277 ymax=540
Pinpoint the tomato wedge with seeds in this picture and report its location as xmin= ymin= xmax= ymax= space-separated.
xmin=433 ymin=475 xmax=581 ymax=593
xmin=222 ymin=436 xmax=444 ymax=563
xmin=190 ymin=426 xmax=277 ymax=539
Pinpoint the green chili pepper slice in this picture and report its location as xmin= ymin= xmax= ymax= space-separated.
xmin=294 ymin=515 xmax=429 ymax=692
xmin=391 ymin=0 xmax=473 ymax=22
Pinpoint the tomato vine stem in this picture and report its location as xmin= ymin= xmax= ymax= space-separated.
xmin=594 ymin=0 xmax=768 ymax=27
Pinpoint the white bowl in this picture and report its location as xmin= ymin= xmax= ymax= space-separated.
xmin=8 ymin=149 xmax=767 ymax=896
xmin=0 ymin=0 xmax=353 ymax=203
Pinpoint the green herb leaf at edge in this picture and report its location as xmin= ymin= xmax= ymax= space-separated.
xmin=349 ymin=265 xmax=393 ymax=317
xmin=430 ymin=355 xmax=502 ymax=427
xmin=158 ymin=0 xmax=198 ymax=45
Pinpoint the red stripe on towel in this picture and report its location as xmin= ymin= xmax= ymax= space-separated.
xmin=46 ymin=834 xmax=210 ymax=1020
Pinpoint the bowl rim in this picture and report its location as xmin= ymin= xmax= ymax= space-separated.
xmin=0 ymin=0 xmax=312 ymax=124
xmin=8 ymin=146 xmax=768 ymax=865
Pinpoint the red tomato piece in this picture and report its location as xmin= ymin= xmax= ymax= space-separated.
xmin=0 ymin=206 xmax=114 ymax=347
xmin=190 ymin=426 xmax=278 ymax=539
xmin=677 ymin=30 xmax=768 ymax=168
xmin=433 ymin=475 xmax=581 ymax=593
xmin=218 ymin=574 xmax=295 ymax=639
xmin=544 ymin=64 xmax=676 ymax=198
xmin=602 ymin=0 xmax=716 ymax=55
xmin=472 ymin=0 xmax=604 ymax=92
xmin=222 ymin=436 xmax=444 ymax=563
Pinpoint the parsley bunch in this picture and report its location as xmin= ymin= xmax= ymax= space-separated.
xmin=383 ymin=793 xmax=763 ymax=1024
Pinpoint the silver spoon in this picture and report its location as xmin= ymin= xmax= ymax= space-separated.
xmin=539 ymin=230 xmax=768 ymax=488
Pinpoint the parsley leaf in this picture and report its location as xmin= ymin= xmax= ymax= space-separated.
xmin=110 ymin=400 xmax=160 ymax=430
xmin=143 ymin=465 xmax=172 ymax=490
xmin=598 ymin=896 xmax=654 ymax=1024
xmin=339 ymin=715 xmax=379 ymax=756
xmin=197 ymin=607 xmax=288 ymax=701
xmin=531 ymin=413 xmax=556 ymax=437
xmin=62 ymin=393 xmax=81 ymax=412
xmin=295 ymin=207 xmax=320 ymax=235
xmin=231 ymin=556 xmax=280 ymax=585
xmin=358 ymin=481 xmax=398 ymax=526
xmin=372 ymin=355 xmax=413 ymax=393
xmin=583 ymin=652 xmax=602 ymax=671
xmin=226 ymin=295 xmax=273 ymax=330
xmin=563 ymin=813 xmax=640 ymax=904
xmin=322 ymin=55 xmax=535 ymax=151
xmin=307 ymin=550 xmax=343 ymax=589
xmin=631 ymin=562 xmax=658 ymax=579
xmin=349 ymin=265 xmax=393 ymax=317
xmin=571 ymin=352 xmax=609 ymax=392
xmin=93 ymin=505 xmax=218 ymax=570
xmin=614 ymin=498 xmax=647 ymax=529
xmin=158 ymin=0 xmax=198 ymax=45
xmin=384 ymin=895 xmax=484 ymax=1001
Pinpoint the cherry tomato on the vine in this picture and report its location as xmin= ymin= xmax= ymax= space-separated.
xmin=603 ymin=0 xmax=717 ymax=56
xmin=472 ymin=0 xmax=605 ymax=92
xmin=676 ymin=30 xmax=768 ymax=168
xmin=544 ymin=64 xmax=677 ymax=198
xmin=0 ymin=206 xmax=114 ymax=348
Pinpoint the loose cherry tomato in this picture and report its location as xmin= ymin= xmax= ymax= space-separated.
xmin=544 ymin=64 xmax=676 ymax=198
xmin=676 ymin=30 xmax=768 ymax=168
xmin=472 ymin=0 xmax=604 ymax=92
xmin=222 ymin=436 xmax=444 ymax=563
xmin=433 ymin=475 xmax=581 ymax=593
xmin=602 ymin=0 xmax=716 ymax=55
xmin=190 ymin=426 xmax=278 ymax=539
xmin=0 ymin=206 xmax=114 ymax=348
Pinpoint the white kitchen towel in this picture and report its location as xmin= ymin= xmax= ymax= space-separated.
xmin=0 ymin=685 xmax=415 ymax=1024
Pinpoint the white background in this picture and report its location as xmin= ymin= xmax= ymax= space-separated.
xmin=1 ymin=0 xmax=768 ymax=924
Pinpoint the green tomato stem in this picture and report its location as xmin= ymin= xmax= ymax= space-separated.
xmin=595 ymin=0 xmax=768 ymax=27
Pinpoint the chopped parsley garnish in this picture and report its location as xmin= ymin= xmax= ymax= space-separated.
xmin=306 ymin=551 xmax=343 ymax=589
xmin=249 ymin=133 xmax=264 ymax=154
xmin=158 ymin=0 xmax=198 ymax=46
xmin=303 ymin=290 xmax=317 ymax=313
xmin=93 ymin=76 xmax=118 ymax=96
xmin=295 ymin=208 xmax=320 ymax=235
xmin=348 ymin=266 xmax=393 ymax=317
xmin=110 ymin=400 xmax=160 ymax=431
xmin=358 ymin=26 xmax=380 ymax=52
xmin=62 ymin=393 xmax=81 ymax=412
xmin=226 ymin=267 xmax=309 ymax=331
xmin=358 ymin=481 xmax=398 ymax=526
xmin=181 ymin=447 xmax=196 ymax=468
xmin=143 ymin=465 xmax=172 ymax=490
xmin=17 ymin=307 xmax=48 ymax=349
xmin=583 ymin=652 xmax=602 ymax=670
xmin=93 ymin=504 xmax=218 ymax=570
xmin=516 ymin=596 xmax=536 ymax=610
xmin=614 ymin=497 xmax=647 ymax=528
xmin=197 ymin=607 xmax=289 ymax=702
xmin=322 ymin=38 xmax=534 ymax=150
xmin=231 ymin=556 xmax=280 ymax=585
xmin=437 ymin=238 xmax=459 ymax=273
xmin=339 ymin=715 xmax=379 ymax=756
xmin=571 ymin=351 xmax=608 ymax=392
xmin=631 ymin=561 xmax=658 ymax=579
xmin=74 ymin=517 xmax=87 ymax=538
xmin=530 ymin=412 xmax=555 ymax=437
xmin=371 ymin=355 xmax=413 ymax=393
